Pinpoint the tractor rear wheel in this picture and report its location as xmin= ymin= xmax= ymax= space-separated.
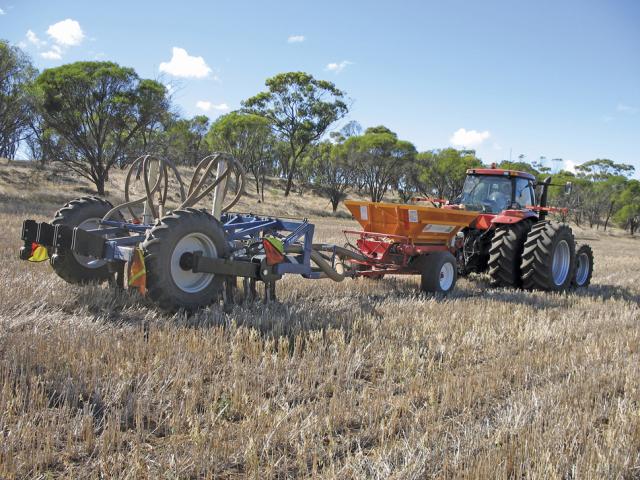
xmin=572 ymin=244 xmax=594 ymax=288
xmin=142 ymin=208 xmax=228 ymax=312
xmin=50 ymin=196 xmax=123 ymax=284
xmin=488 ymin=220 xmax=532 ymax=288
xmin=418 ymin=251 xmax=457 ymax=294
xmin=521 ymin=221 xmax=576 ymax=292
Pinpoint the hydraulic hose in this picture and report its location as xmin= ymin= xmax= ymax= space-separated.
xmin=283 ymin=243 xmax=367 ymax=282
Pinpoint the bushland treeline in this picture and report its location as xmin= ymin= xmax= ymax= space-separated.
xmin=1 ymin=40 xmax=638 ymax=233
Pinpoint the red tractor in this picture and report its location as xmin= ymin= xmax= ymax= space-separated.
xmin=450 ymin=167 xmax=593 ymax=291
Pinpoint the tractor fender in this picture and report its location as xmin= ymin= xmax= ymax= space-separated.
xmin=491 ymin=209 xmax=538 ymax=225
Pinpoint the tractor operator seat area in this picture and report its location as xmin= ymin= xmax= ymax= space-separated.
xmin=459 ymin=175 xmax=513 ymax=214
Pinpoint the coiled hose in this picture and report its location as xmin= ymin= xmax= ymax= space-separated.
xmin=103 ymin=153 xmax=246 ymax=222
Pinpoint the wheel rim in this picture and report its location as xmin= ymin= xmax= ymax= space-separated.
xmin=170 ymin=233 xmax=217 ymax=293
xmin=72 ymin=218 xmax=107 ymax=269
xmin=439 ymin=261 xmax=454 ymax=291
xmin=551 ymin=239 xmax=570 ymax=286
xmin=575 ymin=252 xmax=590 ymax=286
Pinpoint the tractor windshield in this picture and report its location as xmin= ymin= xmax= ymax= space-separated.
xmin=460 ymin=175 xmax=512 ymax=213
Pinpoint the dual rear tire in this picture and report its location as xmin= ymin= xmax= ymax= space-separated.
xmin=488 ymin=220 xmax=594 ymax=292
xmin=521 ymin=221 xmax=576 ymax=291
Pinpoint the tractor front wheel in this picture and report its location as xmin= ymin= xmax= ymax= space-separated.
xmin=521 ymin=221 xmax=576 ymax=292
xmin=142 ymin=208 xmax=228 ymax=312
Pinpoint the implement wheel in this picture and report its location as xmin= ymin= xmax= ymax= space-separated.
xmin=521 ymin=221 xmax=576 ymax=292
xmin=572 ymin=244 xmax=594 ymax=288
xmin=418 ymin=251 xmax=457 ymax=294
xmin=488 ymin=219 xmax=532 ymax=288
xmin=142 ymin=208 xmax=228 ymax=312
xmin=50 ymin=196 xmax=123 ymax=284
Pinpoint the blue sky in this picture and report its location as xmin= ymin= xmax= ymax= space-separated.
xmin=2 ymin=0 xmax=639 ymax=175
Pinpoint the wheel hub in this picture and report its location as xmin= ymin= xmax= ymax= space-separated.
xmin=575 ymin=252 xmax=590 ymax=286
xmin=551 ymin=239 xmax=570 ymax=286
xmin=170 ymin=233 xmax=217 ymax=293
xmin=439 ymin=262 xmax=454 ymax=291
xmin=72 ymin=217 xmax=108 ymax=269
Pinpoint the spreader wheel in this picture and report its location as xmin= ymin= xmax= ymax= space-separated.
xmin=418 ymin=251 xmax=458 ymax=294
xmin=142 ymin=208 xmax=228 ymax=312
xmin=50 ymin=196 xmax=124 ymax=284
xmin=488 ymin=219 xmax=532 ymax=288
xmin=521 ymin=221 xmax=576 ymax=292
xmin=572 ymin=244 xmax=594 ymax=288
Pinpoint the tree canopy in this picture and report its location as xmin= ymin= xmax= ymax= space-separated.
xmin=242 ymin=71 xmax=348 ymax=196
xmin=32 ymin=61 xmax=168 ymax=193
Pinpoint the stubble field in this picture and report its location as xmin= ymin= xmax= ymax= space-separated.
xmin=1 ymin=160 xmax=639 ymax=479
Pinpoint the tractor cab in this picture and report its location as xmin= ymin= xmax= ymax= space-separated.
xmin=458 ymin=168 xmax=537 ymax=214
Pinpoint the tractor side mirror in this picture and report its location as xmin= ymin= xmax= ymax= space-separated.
xmin=564 ymin=182 xmax=573 ymax=195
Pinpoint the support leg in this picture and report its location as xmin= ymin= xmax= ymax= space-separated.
xmin=264 ymin=280 xmax=276 ymax=303
xmin=243 ymin=277 xmax=257 ymax=303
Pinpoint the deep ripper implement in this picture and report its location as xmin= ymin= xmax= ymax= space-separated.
xmin=19 ymin=154 xmax=593 ymax=312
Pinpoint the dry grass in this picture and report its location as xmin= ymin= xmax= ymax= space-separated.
xmin=1 ymin=160 xmax=639 ymax=479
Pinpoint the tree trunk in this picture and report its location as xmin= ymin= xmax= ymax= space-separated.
xmin=603 ymin=201 xmax=614 ymax=231
xmin=94 ymin=174 xmax=106 ymax=196
xmin=284 ymin=170 xmax=294 ymax=197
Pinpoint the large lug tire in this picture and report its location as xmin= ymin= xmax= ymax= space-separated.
xmin=50 ymin=196 xmax=123 ymax=284
xmin=572 ymin=244 xmax=594 ymax=288
xmin=417 ymin=251 xmax=458 ymax=294
xmin=488 ymin=220 xmax=532 ymax=288
xmin=521 ymin=221 xmax=576 ymax=292
xmin=142 ymin=208 xmax=229 ymax=312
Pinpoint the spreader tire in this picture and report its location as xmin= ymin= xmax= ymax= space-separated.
xmin=521 ymin=221 xmax=576 ymax=292
xmin=418 ymin=251 xmax=458 ymax=294
xmin=50 ymin=196 xmax=123 ymax=284
xmin=142 ymin=208 xmax=228 ymax=312
xmin=488 ymin=220 xmax=532 ymax=288
xmin=572 ymin=244 xmax=594 ymax=288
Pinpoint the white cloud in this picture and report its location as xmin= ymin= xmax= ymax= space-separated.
xmin=449 ymin=128 xmax=491 ymax=147
xmin=616 ymin=103 xmax=638 ymax=114
xmin=325 ymin=60 xmax=352 ymax=74
xmin=47 ymin=19 xmax=85 ymax=46
xmin=564 ymin=160 xmax=577 ymax=173
xmin=287 ymin=35 xmax=305 ymax=43
xmin=41 ymin=45 xmax=62 ymax=60
xmin=0 ymin=8 xmax=5 ymax=15
xmin=196 ymin=100 xmax=229 ymax=112
xmin=26 ymin=29 xmax=46 ymax=48
xmin=159 ymin=47 xmax=212 ymax=78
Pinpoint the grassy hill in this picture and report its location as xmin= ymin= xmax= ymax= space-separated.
xmin=1 ymin=160 xmax=639 ymax=478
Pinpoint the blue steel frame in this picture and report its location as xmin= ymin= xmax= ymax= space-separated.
xmin=92 ymin=213 xmax=322 ymax=279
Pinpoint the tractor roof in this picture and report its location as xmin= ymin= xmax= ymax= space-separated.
xmin=466 ymin=168 xmax=536 ymax=181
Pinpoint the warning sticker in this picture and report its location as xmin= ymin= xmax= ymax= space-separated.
xmin=422 ymin=224 xmax=454 ymax=233
xmin=360 ymin=205 xmax=368 ymax=220
xmin=408 ymin=209 xmax=418 ymax=223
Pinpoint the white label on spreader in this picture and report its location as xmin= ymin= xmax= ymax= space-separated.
xmin=408 ymin=209 xmax=418 ymax=223
xmin=360 ymin=205 xmax=368 ymax=220
xmin=422 ymin=224 xmax=454 ymax=233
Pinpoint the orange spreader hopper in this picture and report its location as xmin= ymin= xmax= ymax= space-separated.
xmin=344 ymin=200 xmax=480 ymax=245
